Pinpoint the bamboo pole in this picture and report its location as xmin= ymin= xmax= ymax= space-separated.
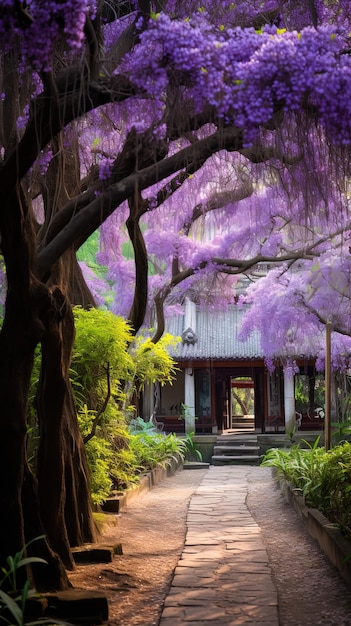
xmin=325 ymin=321 xmax=332 ymax=451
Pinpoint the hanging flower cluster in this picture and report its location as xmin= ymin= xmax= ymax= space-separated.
xmin=121 ymin=9 xmax=351 ymax=144
xmin=0 ymin=0 xmax=96 ymax=70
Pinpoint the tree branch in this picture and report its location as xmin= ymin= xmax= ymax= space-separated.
xmin=0 ymin=74 xmax=136 ymax=197
xmin=83 ymin=363 xmax=111 ymax=444
xmin=37 ymin=126 xmax=244 ymax=276
xmin=127 ymin=193 xmax=149 ymax=334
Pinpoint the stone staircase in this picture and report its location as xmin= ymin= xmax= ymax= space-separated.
xmin=231 ymin=414 xmax=255 ymax=430
xmin=211 ymin=433 xmax=261 ymax=466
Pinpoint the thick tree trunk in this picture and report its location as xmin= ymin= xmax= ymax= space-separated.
xmin=0 ymin=285 xmax=71 ymax=591
xmin=36 ymin=288 xmax=75 ymax=569
xmin=36 ymin=292 xmax=96 ymax=556
xmin=53 ymin=256 xmax=97 ymax=543
xmin=22 ymin=464 xmax=71 ymax=592
xmin=0 ymin=188 xmax=72 ymax=591
xmin=34 ymin=133 xmax=97 ymax=565
xmin=63 ymin=390 xmax=97 ymax=547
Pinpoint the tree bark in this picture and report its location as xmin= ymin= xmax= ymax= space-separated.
xmin=36 ymin=289 xmax=96 ymax=563
xmin=0 ymin=188 xmax=71 ymax=590
xmin=35 ymin=136 xmax=97 ymax=568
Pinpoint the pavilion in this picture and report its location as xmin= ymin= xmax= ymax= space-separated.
xmin=142 ymin=299 xmax=325 ymax=435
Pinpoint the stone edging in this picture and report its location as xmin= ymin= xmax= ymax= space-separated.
xmin=101 ymin=453 xmax=183 ymax=513
xmin=273 ymin=468 xmax=351 ymax=587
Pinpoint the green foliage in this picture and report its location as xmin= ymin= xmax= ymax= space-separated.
xmin=178 ymin=403 xmax=198 ymax=423
xmin=331 ymin=419 xmax=351 ymax=445
xmin=129 ymin=416 xmax=157 ymax=434
xmin=102 ymin=429 xmax=186 ymax=491
xmin=231 ymin=380 xmax=254 ymax=416
xmin=71 ymin=308 xmax=179 ymax=502
xmin=73 ymin=306 xmax=134 ymax=410
xmin=0 ymin=537 xmax=47 ymax=593
xmin=262 ymin=440 xmax=351 ymax=541
xmin=84 ymin=436 xmax=114 ymax=506
xmin=129 ymin=432 xmax=184 ymax=474
xmin=130 ymin=333 xmax=179 ymax=390
xmin=319 ymin=444 xmax=351 ymax=541
xmin=77 ymin=233 xmax=114 ymax=306
xmin=109 ymin=443 xmax=140 ymax=491
xmin=75 ymin=400 xmax=130 ymax=505
xmin=294 ymin=374 xmax=325 ymax=413
xmin=293 ymin=376 xmax=309 ymax=412
xmin=0 ymin=537 xmax=67 ymax=625
xmin=25 ymin=307 xmax=179 ymax=505
xmin=181 ymin=432 xmax=202 ymax=462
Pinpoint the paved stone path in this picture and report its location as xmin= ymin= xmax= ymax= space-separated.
xmin=159 ymin=466 xmax=278 ymax=626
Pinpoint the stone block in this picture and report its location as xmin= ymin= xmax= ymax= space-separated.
xmin=26 ymin=589 xmax=108 ymax=624
xmin=72 ymin=543 xmax=122 ymax=564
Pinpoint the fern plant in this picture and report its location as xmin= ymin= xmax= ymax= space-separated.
xmin=0 ymin=537 xmax=68 ymax=626
xmin=262 ymin=440 xmax=351 ymax=540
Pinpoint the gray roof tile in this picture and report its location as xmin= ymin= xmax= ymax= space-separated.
xmin=165 ymin=307 xmax=263 ymax=360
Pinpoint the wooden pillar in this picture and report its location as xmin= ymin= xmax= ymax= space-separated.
xmin=325 ymin=322 xmax=331 ymax=451
xmin=184 ymin=368 xmax=195 ymax=433
xmin=283 ymin=367 xmax=296 ymax=434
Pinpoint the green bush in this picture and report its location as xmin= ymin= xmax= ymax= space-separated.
xmin=262 ymin=439 xmax=351 ymax=540
xmin=129 ymin=432 xmax=184 ymax=473
xmin=26 ymin=307 xmax=179 ymax=505
xmin=181 ymin=432 xmax=202 ymax=462
xmin=84 ymin=436 xmax=114 ymax=506
xmin=318 ymin=444 xmax=351 ymax=540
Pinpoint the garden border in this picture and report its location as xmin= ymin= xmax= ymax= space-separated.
xmin=273 ymin=468 xmax=351 ymax=587
xmin=101 ymin=452 xmax=184 ymax=513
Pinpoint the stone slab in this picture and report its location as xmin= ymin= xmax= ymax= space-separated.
xmin=72 ymin=543 xmax=122 ymax=564
xmin=26 ymin=589 xmax=108 ymax=624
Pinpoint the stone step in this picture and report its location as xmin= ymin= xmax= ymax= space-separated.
xmin=216 ymin=438 xmax=258 ymax=446
xmin=217 ymin=434 xmax=258 ymax=440
xmin=211 ymin=454 xmax=260 ymax=466
xmin=232 ymin=417 xmax=255 ymax=426
xmin=213 ymin=445 xmax=260 ymax=455
xmin=183 ymin=461 xmax=210 ymax=469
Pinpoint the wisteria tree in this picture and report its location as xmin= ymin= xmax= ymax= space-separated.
xmin=2 ymin=0 xmax=351 ymax=593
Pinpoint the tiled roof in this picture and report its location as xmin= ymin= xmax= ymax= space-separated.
xmin=165 ymin=306 xmax=263 ymax=361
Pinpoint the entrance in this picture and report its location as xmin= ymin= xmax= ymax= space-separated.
xmin=195 ymin=366 xmax=265 ymax=433
xmin=231 ymin=377 xmax=255 ymax=430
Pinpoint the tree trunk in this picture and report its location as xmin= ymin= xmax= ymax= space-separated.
xmin=0 ymin=187 xmax=73 ymax=591
xmin=36 ymin=291 xmax=96 ymax=552
xmin=36 ymin=288 xmax=75 ymax=570
xmin=22 ymin=463 xmax=71 ymax=592
xmin=0 ymin=272 xmax=71 ymax=591
xmin=34 ymin=134 xmax=97 ymax=565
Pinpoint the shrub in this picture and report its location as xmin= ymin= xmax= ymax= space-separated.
xmin=262 ymin=439 xmax=351 ymax=540
xmin=129 ymin=432 xmax=184 ymax=473
xmin=26 ymin=307 xmax=179 ymax=504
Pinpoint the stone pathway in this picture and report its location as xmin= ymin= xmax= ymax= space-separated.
xmin=159 ymin=466 xmax=278 ymax=625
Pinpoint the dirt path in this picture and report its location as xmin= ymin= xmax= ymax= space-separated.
xmin=68 ymin=469 xmax=206 ymax=625
xmin=69 ymin=466 xmax=351 ymax=625
xmin=247 ymin=467 xmax=351 ymax=626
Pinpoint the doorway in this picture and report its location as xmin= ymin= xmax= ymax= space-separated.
xmin=231 ymin=377 xmax=255 ymax=430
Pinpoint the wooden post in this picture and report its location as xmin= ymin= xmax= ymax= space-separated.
xmin=184 ymin=368 xmax=196 ymax=434
xmin=325 ymin=322 xmax=332 ymax=451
